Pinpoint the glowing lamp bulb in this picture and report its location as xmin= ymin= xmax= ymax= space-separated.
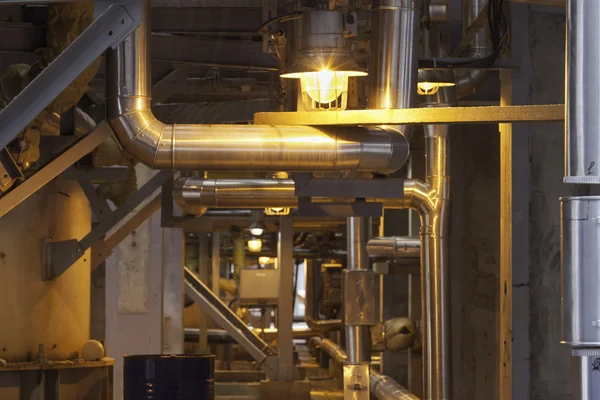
xmin=247 ymin=238 xmax=262 ymax=252
xmin=417 ymin=81 xmax=456 ymax=96
xmin=258 ymin=256 xmax=272 ymax=265
xmin=301 ymin=70 xmax=348 ymax=103
xmin=249 ymin=227 xmax=264 ymax=236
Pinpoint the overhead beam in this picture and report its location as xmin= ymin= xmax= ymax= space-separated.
xmin=254 ymin=104 xmax=564 ymax=126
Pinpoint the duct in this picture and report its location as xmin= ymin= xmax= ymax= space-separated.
xmin=369 ymin=0 xmax=421 ymax=140
xmin=454 ymin=0 xmax=493 ymax=99
xmin=106 ymin=0 xmax=408 ymax=175
xmin=366 ymin=237 xmax=421 ymax=258
xmin=565 ymin=0 xmax=600 ymax=182
xmin=173 ymin=177 xmax=431 ymax=213
xmin=304 ymin=259 xmax=342 ymax=332
xmin=314 ymin=337 xmax=347 ymax=364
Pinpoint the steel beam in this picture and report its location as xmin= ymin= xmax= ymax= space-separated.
xmin=91 ymin=192 xmax=161 ymax=270
xmin=0 ymin=4 xmax=138 ymax=148
xmin=277 ymin=216 xmax=295 ymax=381
xmin=45 ymin=171 xmax=172 ymax=280
xmin=184 ymin=267 xmax=278 ymax=379
xmin=0 ymin=122 xmax=112 ymax=219
xmin=254 ymin=104 xmax=564 ymax=126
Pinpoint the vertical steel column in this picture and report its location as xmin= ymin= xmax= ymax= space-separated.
xmin=198 ymin=233 xmax=210 ymax=353
xmin=212 ymin=232 xmax=221 ymax=296
xmin=162 ymin=227 xmax=185 ymax=355
xmin=277 ymin=216 xmax=295 ymax=381
xmin=343 ymin=217 xmax=375 ymax=399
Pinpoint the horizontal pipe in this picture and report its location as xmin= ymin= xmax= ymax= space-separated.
xmin=106 ymin=0 xmax=408 ymax=175
xmin=367 ymin=237 xmax=421 ymax=258
xmin=312 ymin=337 xmax=416 ymax=399
xmin=371 ymin=369 xmax=420 ymax=400
xmin=173 ymin=178 xmax=431 ymax=214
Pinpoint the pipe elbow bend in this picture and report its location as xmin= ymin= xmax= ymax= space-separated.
xmin=108 ymin=109 xmax=167 ymax=169
xmin=359 ymin=127 xmax=410 ymax=175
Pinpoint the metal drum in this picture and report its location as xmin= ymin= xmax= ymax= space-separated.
xmin=561 ymin=197 xmax=600 ymax=346
xmin=573 ymin=349 xmax=600 ymax=400
xmin=124 ymin=355 xmax=214 ymax=400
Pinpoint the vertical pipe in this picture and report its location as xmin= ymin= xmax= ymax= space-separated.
xmin=277 ymin=216 xmax=295 ymax=381
xmin=565 ymin=0 xmax=600 ymax=183
xmin=369 ymin=0 xmax=421 ymax=114
xmin=345 ymin=217 xmax=372 ymax=364
xmin=422 ymin=122 xmax=451 ymax=400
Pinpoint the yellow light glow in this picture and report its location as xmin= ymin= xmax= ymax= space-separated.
xmin=258 ymin=256 xmax=272 ymax=265
xmin=264 ymin=207 xmax=290 ymax=216
xmin=247 ymin=238 xmax=262 ymax=252
xmin=417 ymin=81 xmax=455 ymax=96
xmin=282 ymin=68 xmax=366 ymax=105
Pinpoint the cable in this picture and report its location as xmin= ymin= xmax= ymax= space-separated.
xmin=257 ymin=11 xmax=303 ymax=33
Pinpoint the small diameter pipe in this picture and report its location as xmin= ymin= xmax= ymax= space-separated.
xmin=366 ymin=237 xmax=421 ymax=258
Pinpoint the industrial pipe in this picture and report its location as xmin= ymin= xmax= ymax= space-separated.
xmin=371 ymin=369 xmax=420 ymax=400
xmin=367 ymin=237 xmax=421 ymax=258
xmin=565 ymin=0 xmax=600 ymax=183
xmin=304 ymin=259 xmax=342 ymax=332
xmin=454 ymin=0 xmax=493 ymax=99
xmin=173 ymin=177 xmax=429 ymax=213
xmin=369 ymin=0 xmax=421 ymax=113
xmin=106 ymin=0 xmax=408 ymax=175
xmin=313 ymin=337 xmax=418 ymax=400
xmin=345 ymin=217 xmax=373 ymax=365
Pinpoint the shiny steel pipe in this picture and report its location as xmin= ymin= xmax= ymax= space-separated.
xmin=369 ymin=0 xmax=421 ymax=111
xmin=565 ymin=0 xmax=600 ymax=182
xmin=314 ymin=337 xmax=348 ymax=364
xmin=106 ymin=0 xmax=408 ymax=174
xmin=173 ymin=177 xmax=431 ymax=213
xmin=455 ymin=0 xmax=493 ymax=99
xmin=345 ymin=217 xmax=372 ymax=364
xmin=367 ymin=237 xmax=421 ymax=258
xmin=560 ymin=197 xmax=600 ymax=347
xmin=371 ymin=369 xmax=420 ymax=400
xmin=572 ymin=349 xmax=600 ymax=400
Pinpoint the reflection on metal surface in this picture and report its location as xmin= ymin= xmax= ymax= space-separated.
xmin=565 ymin=0 xmax=600 ymax=183
xmin=560 ymin=197 xmax=600 ymax=347
xmin=370 ymin=369 xmax=419 ymax=400
xmin=367 ymin=236 xmax=421 ymax=258
xmin=106 ymin=1 xmax=407 ymax=175
xmin=343 ymin=364 xmax=370 ymax=400
xmin=254 ymin=104 xmax=564 ymax=125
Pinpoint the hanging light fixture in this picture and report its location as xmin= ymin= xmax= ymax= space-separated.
xmin=281 ymin=9 xmax=367 ymax=111
xmin=417 ymin=70 xmax=455 ymax=96
xmin=247 ymin=238 xmax=263 ymax=252
xmin=247 ymin=210 xmax=266 ymax=236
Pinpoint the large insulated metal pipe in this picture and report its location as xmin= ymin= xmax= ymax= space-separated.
xmin=345 ymin=217 xmax=373 ymax=365
xmin=455 ymin=0 xmax=493 ymax=99
xmin=561 ymin=197 xmax=600 ymax=399
xmin=367 ymin=237 xmax=421 ymax=258
xmin=106 ymin=0 xmax=408 ymax=175
xmin=173 ymin=177 xmax=432 ymax=214
xmin=369 ymin=0 xmax=421 ymax=112
xmin=565 ymin=0 xmax=600 ymax=183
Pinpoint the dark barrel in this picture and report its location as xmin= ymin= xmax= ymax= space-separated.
xmin=124 ymin=354 xmax=214 ymax=400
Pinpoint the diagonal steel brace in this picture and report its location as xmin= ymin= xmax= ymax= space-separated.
xmin=0 ymin=3 xmax=139 ymax=148
xmin=43 ymin=170 xmax=172 ymax=280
